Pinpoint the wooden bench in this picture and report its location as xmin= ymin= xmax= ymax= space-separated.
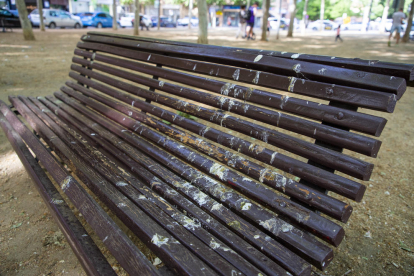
xmin=0 ymin=32 xmax=412 ymax=276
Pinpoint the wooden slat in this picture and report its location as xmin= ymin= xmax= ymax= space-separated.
xmin=0 ymin=104 xmax=117 ymax=276
xmin=75 ymin=42 xmax=398 ymax=112
xmin=27 ymin=96 xmax=249 ymax=276
xmin=64 ymin=76 xmax=366 ymax=202
xmin=43 ymin=95 xmax=312 ymax=275
xmin=80 ymin=34 xmax=407 ymax=97
xmin=11 ymin=95 xmax=216 ymax=276
xmin=87 ymin=31 xmax=414 ymax=83
xmin=2 ymin=98 xmax=162 ymax=276
xmin=63 ymin=80 xmax=353 ymax=222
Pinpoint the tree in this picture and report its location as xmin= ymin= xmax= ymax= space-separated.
xmin=197 ymin=0 xmax=208 ymax=44
xmin=37 ymin=0 xmax=45 ymax=31
xmin=261 ymin=0 xmax=270 ymax=41
xmin=319 ymin=0 xmax=325 ymax=31
xmin=287 ymin=0 xmax=297 ymax=37
xmin=189 ymin=0 xmax=193 ymax=29
xmin=134 ymin=0 xmax=139 ymax=35
xmin=15 ymin=0 xmax=35 ymax=40
xmin=113 ymin=0 xmax=118 ymax=30
xmin=381 ymin=0 xmax=390 ymax=32
xmin=402 ymin=0 xmax=414 ymax=42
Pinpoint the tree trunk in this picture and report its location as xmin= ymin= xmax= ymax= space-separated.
xmin=37 ymin=0 xmax=45 ymax=31
xmin=134 ymin=0 xmax=139 ymax=35
xmin=402 ymin=0 xmax=414 ymax=42
xmin=287 ymin=0 xmax=297 ymax=37
xmin=366 ymin=0 xmax=374 ymax=31
xmin=197 ymin=0 xmax=208 ymax=44
xmin=188 ymin=0 xmax=193 ymax=29
xmin=157 ymin=0 xmax=160 ymax=30
xmin=261 ymin=0 xmax=270 ymax=41
xmin=381 ymin=0 xmax=390 ymax=32
xmin=15 ymin=0 xmax=35 ymax=40
xmin=300 ymin=0 xmax=309 ymax=33
xmin=398 ymin=0 xmax=406 ymax=10
xmin=320 ymin=0 xmax=325 ymax=31
xmin=113 ymin=0 xmax=117 ymax=30
xmin=276 ymin=0 xmax=282 ymax=39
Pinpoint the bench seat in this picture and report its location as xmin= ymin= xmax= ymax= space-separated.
xmin=0 ymin=32 xmax=412 ymax=276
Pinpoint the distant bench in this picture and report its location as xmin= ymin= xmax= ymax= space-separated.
xmin=1 ymin=32 xmax=412 ymax=276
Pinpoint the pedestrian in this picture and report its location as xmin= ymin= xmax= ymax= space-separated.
xmin=236 ymin=5 xmax=247 ymax=38
xmin=335 ymin=24 xmax=343 ymax=42
xmin=140 ymin=15 xmax=149 ymax=31
xmin=246 ymin=2 xmax=258 ymax=40
xmin=388 ymin=8 xmax=405 ymax=46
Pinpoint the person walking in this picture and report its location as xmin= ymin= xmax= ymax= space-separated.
xmin=388 ymin=8 xmax=406 ymax=46
xmin=246 ymin=2 xmax=258 ymax=40
xmin=335 ymin=24 xmax=343 ymax=42
xmin=236 ymin=5 xmax=247 ymax=38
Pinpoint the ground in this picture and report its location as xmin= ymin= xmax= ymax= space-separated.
xmin=0 ymin=27 xmax=413 ymax=276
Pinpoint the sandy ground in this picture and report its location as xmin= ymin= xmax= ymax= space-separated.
xmin=0 ymin=27 xmax=413 ymax=276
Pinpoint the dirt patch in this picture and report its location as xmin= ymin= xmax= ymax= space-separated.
xmin=0 ymin=27 xmax=413 ymax=275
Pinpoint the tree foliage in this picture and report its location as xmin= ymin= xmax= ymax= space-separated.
xmin=295 ymin=0 xmax=393 ymax=21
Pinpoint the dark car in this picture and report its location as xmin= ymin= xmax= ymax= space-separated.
xmin=159 ymin=16 xmax=176 ymax=27
xmin=0 ymin=8 xmax=21 ymax=28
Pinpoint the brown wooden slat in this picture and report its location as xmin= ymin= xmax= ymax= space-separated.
xmin=80 ymin=34 xmax=407 ymax=97
xmin=64 ymin=76 xmax=366 ymax=202
xmin=43 ymin=95 xmax=313 ymax=275
xmin=53 ymin=90 xmax=335 ymax=270
xmin=0 ymin=104 xmax=117 ymax=276
xmin=27 ymin=96 xmax=248 ymax=276
xmin=72 ymin=55 xmax=385 ymax=154
xmin=87 ymin=31 xmax=414 ymax=83
xmin=68 ymin=67 xmax=374 ymax=181
xmin=2 ymin=98 xmax=162 ymax=276
xmin=64 ymin=80 xmax=352 ymax=222
xmin=11 ymin=95 xmax=216 ymax=276
xmin=57 ymin=85 xmax=344 ymax=247
xmin=75 ymin=42 xmax=397 ymax=113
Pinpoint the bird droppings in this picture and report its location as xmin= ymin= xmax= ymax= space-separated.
xmin=241 ymin=202 xmax=252 ymax=210
xmin=288 ymin=77 xmax=297 ymax=92
xmin=232 ymin=69 xmax=240 ymax=80
xmin=220 ymin=83 xmax=236 ymax=96
xmin=228 ymin=220 xmax=241 ymax=229
xmin=280 ymin=95 xmax=290 ymax=109
xmin=116 ymin=181 xmax=128 ymax=187
xmin=291 ymin=53 xmax=302 ymax=59
xmin=254 ymin=55 xmax=263 ymax=62
xmin=61 ymin=176 xmax=72 ymax=192
xmin=183 ymin=217 xmax=201 ymax=230
xmin=254 ymin=235 xmax=260 ymax=239
xmin=151 ymin=234 xmax=169 ymax=247
xmin=211 ymin=202 xmax=223 ymax=211
xmin=281 ymin=52 xmax=287 ymax=54
xmin=292 ymin=64 xmax=301 ymax=73
xmin=50 ymin=198 xmax=64 ymax=205
xmin=270 ymin=152 xmax=278 ymax=164
xmin=209 ymin=163 xmax=228 ymax=180
xmin=318 ymin=68 xmax=327 ymax=75
xmin=282 ymin=223 xmax=293 ymax=233
xmin=147 ymin=54 xmax=151 ymax=60
xmin=117 ymin=202 xmax=127 ymax=208
xmin=210 ymin=239 xmax=221 ymax=249
xmin=158 ymin=81 xmax=165 ymax=87
xmin=252 ymin=71 xmax=261 ymax=84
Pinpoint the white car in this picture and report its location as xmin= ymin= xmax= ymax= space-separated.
xmin=177 ymin=16 xmax=198 ymax=26
xmin=307 ymin=20 xmax=338 ymax=31
xmin=342 ymin=22 xmax=363 ymax=31
xmin=267 ymin=17 xmax=288 ymax=30
xmin=29 ymin=9 xmax=82 ymax=29
xmin=119 ymin=13 xmax=151 ymax=28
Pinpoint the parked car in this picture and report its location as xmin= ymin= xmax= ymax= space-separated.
xmin=29 ymin=9 xmax=82 ymax=29
xmin=307 ymin=20 xmax=338 ymax=31
xmin=267 ymin=17 xmax=288 ymax=30
xmin=177 ymin=16 xmax=198 ymax=26
xmin=159 ymin=16 xmax=176 ymax=27
xmin=150 ymin=16 xmax=176 ymax=27
xmin=342 ymin=22 xmax=363 ymax=31
xmin=0 ymin=8 xmax=21 ymax=28
xmin=79 ymin=12 xmax=114 ymax=28
xmin=128 ymin=14 xmax=152 ymax=29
